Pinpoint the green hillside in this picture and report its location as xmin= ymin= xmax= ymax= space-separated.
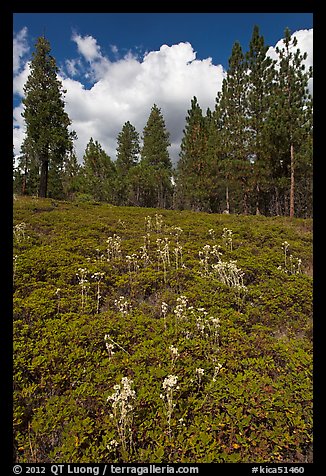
xmin=13 ymin=197 xmax=313 ymax=463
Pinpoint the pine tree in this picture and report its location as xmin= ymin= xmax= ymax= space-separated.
xmin=216 ymin=41 xmax=250 ymax=214
xmin=48 ymin=161 xmax=65 ymax=199
xmin=204 ymin=108 xmax=225 ymax=213
xmin=17 ymin=137 xmax=40 ymax=196
xmin=271 ymin=28 xmax=313 ymax=217
xmin=61 ymin=150 xmax=82 ymax=200
xmin=116 ymin=121 xmax=140 ymax=175
xmin=246 ymin=25 xmax=276 ymax=215
xmin=21 ymin=36 xmax=76 ymax=198
xmin=141 ymin=104 xmax=171 ymax=169
xmin=140 ymin=104 xmax=172 ymax=208
xmin=176 ymin=97 xmax=210 ymax=210
xmin=81 ymin=138 xmax=116 ymax=202
xmin=116 ymin=121 xmax=140 ymax=205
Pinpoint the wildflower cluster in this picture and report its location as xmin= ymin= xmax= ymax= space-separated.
xmin=161 ymin=301 xmax=168 ymax=329
xmin=114 ymin=296 xmax=131 ymax=316
xmin=173 ymin=243 xmax=183 ymax=270
xmin=126 ymin=254 xmax=139 ymax=273
xmin=104 ymin=333 xmax=130 ymax=356
xmin=174 ymin=295 xmax=189 ymax=322
xmin=142 ymin=216 xmax=185 ymax=283
xmin=199 ymin=244 xmax=222 ymax=276
xmin=76 ymin=268 xmax=106 ymax=312
xmin=199 ymin=244 xmax=212 ymax=276
xmin=76 ymin=267 xmax=90 ymax=311
xmin=190 ymin=307 xmax=221 ymax=350
xmin=160 ymin=375 xmax=179 ymax=436
xmin=156 ymin=238 xmax=170 ymax=265
xmin=279 ymin=241 xmax=302 ymax=275
xmin=140 ymin=234 xmax=151 ymax=267
xmin=155 ymin=214 xmax=163 ymax=233
xmin=156 ymin=238 xmax=171 ymax=283
xmin=14 ymin=222 xmax=27 ymax=243
xmin=169 ymin=345 xmax=179 ymax=369
xmin=95 ymin=248 xmax=105 ymax=262
xmin=195 ymin=367 xmax=205 ymax=388
xmin=13 ymin=254 xmax=18 ymax=280
xmin=107 ymin=377 xmax=136 ymax=455
xmin=208 ymin=228 xmax=216 ymax=241
xmin=170 ymin=226 xmax=183 ymax=243
xmin=144 ymin=213 xmax=164 ymax=234
xmin=212 ymin=260 xmax=247 ymax=305
xmin=92 ymin=272 xmax=105 ymax=313
xmin=55 ymin=288 xmax=61 ymax=315
xmin=144 ymin=215 xmax=152 ymax=232
xmin=212 ymin=363 xmax=223 ymax=382
xmin=222 ymin=227 xmax=233 ymax=251
xmin=198 ymin=238 xmax=247 ymax=306
xmin=107 ymin=235 xmax=122 ymax=261
xmin=211 ymin=260 xmax=244 ymax=288
xmin=104 ymin=334 xmax=115 ymax=359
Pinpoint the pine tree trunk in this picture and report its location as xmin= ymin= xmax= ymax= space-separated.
xmin=290 ymin=143 xmax=295 ymax=218
xmin=243 ymin=190 xmax=249 ymax=215
xmin=22 ymin=156 xmax=28 ymax=195
xmin=39 ymin=158 xmax=49 ymax=198
xmin=275 ymin=186 xmax=280 ymax=216
xmin=256 ymin=183 xmax=260 ymax=215
xmin=225 ymin=185 xmax=230 ymax=213
xmin=284 ymin=194 xmax=288 ymax=216
xmin=22 ymin=175 xmax=27 ymax=195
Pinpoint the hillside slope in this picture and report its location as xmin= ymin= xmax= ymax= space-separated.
xmin=13 ymin=197 xmax=313 ymax=463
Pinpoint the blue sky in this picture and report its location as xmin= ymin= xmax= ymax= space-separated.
xmin=13 ymin=13 xmax=313 ymax=162
xmin=13 ymin=13 xmax=313 ymax=72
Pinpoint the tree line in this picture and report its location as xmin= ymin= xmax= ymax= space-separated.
xmin=13 ymin=26 xmax=313 ymax=217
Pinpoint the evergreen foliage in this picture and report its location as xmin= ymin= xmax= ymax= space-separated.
xmin=20 ymin=36 xmax=76 ymax=198
xmin=176 ymin=97 xmax=211 ymax=211
xmin=115 ymin=121 xmax=140 ymax=205
xmin=139 ymin=104 xmax=173 ymax=208
xmin=268 ymin=28 xmax=313 ymax=217
xmin=245 ymin=25 xmax=277 ymax=215
xmin=80 ymin=138 xmax=116 ymax=202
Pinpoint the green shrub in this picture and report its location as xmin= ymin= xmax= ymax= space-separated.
xmin=13 ymin=197 xmax=313 ymax=463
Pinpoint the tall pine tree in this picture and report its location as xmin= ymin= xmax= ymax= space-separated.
xmin=17 ymin=137 xmax=40 ymax=196
xmin=246 ymin=25 xmax=277 ymax=215
xmin=61 ymin=150 xmax=82 ymax=200
xmin=21 ymin=36 xmax=76 ymax=198
xmin=115 ymin=121 xmax=140 ymax=205
xmin=216 ymin=41 xmax=250 ymax=214
xmin=176 ymin=97 xmax=210 ymax=211
xmin=271 ymin=28 xmax=313 ymax=217
xmin=140 ymin=104 xmax=172 ymax=208
xmin=116 ymin=121 xmax=140 ymax=175
xmin=81 ymin=138 xmax=116 ymax=202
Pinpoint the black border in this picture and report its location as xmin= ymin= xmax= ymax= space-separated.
xmin=3 ymin=1 xmax=320 ymax=472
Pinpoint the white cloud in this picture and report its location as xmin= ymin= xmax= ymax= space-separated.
xmin=13 ymin=27 xmax=30 ymax=75
xmin=13 ymin=103 xmax=26 ymax=156
xmin=71 ymin=32 xmax=111 ymax=81
xmin=65 ymin=58 xmax=83 ymax=77
xmin=72 ymin=32 xmax=102 ymax=62
xmin=13 ymin=60 xmax=31 ymax=96
xmin=110 ymin=44 xmax=119 ymax=55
